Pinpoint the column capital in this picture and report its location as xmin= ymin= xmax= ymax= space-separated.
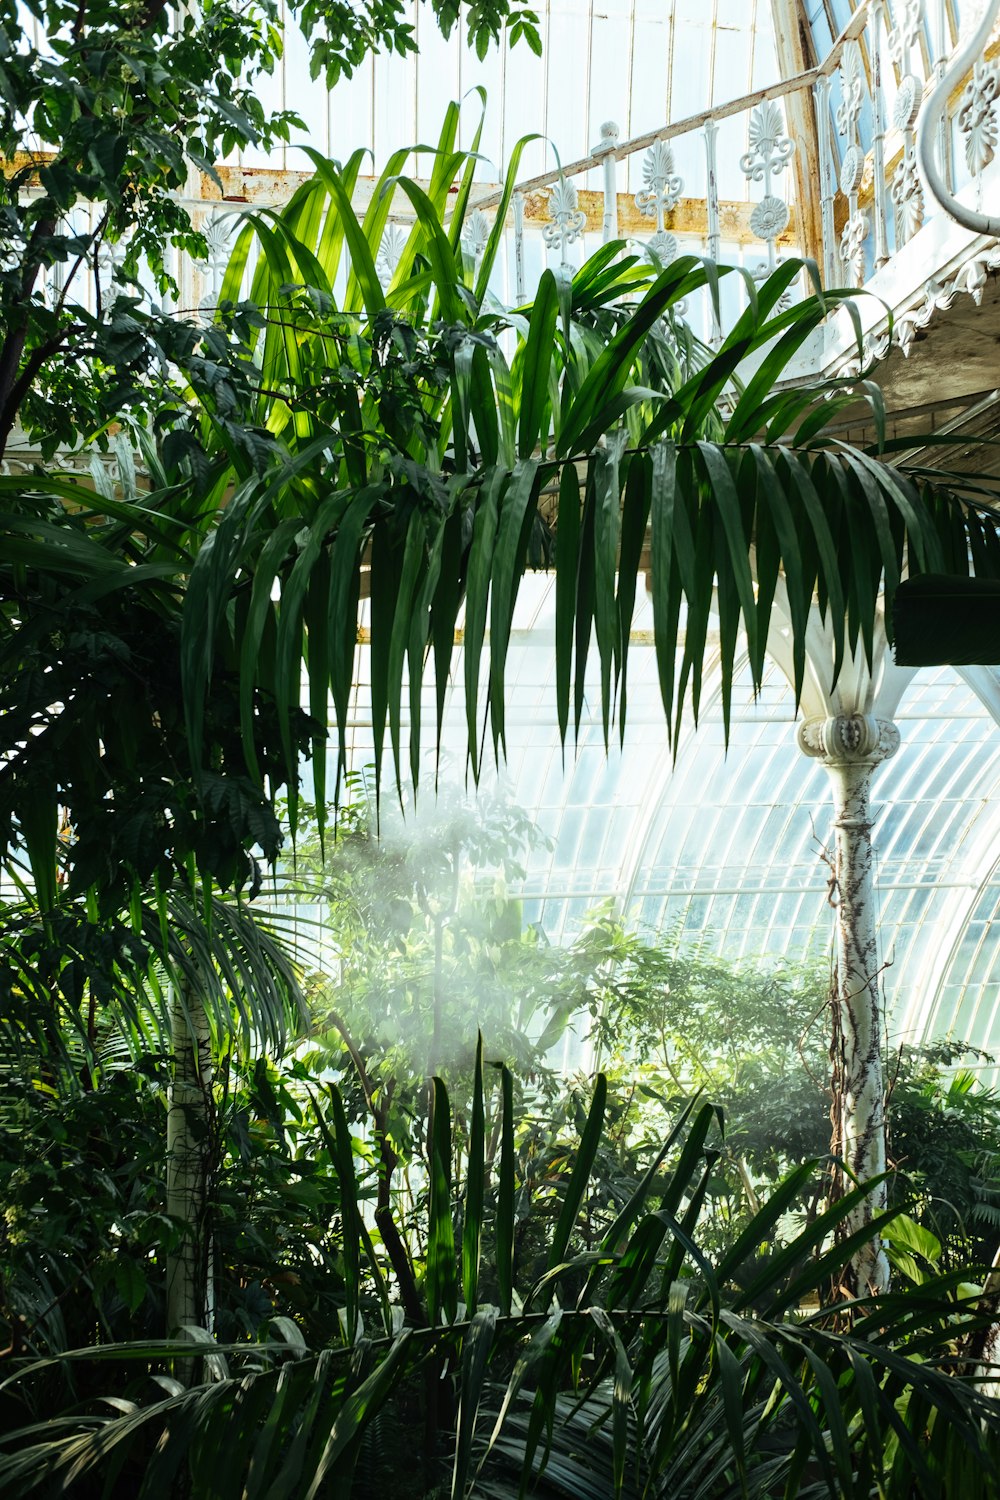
xmin=796 ymin=712 xmax=900 ymax=766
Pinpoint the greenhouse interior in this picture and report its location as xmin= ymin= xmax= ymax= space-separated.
xmin=8 ymin=0 xmax=1000 ymax=1493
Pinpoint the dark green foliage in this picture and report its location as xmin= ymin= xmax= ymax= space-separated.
xmin=0 ymin=1064 xmax=171 ymax=1358
xmin=888 ymin=1042 xmax=1000 ymax=1268
xmin=2 ymin=1060 xmax=999 ymax=1498
xmin=0 ymin=487 xmax=308 ymax=905
xmin=0 ymin=1046 xmax=357 ymax=1365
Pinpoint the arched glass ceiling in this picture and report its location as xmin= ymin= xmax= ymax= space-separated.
xmin=338 ymin=574 xmax=1000 ymax=1068
xmin=244 ymin=0 xmax=782 ymax=193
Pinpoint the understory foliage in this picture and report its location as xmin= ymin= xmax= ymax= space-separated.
xmin=4 ymin=803 xmax=1000 ymax=1495
xmin=3 ymin=1051 xmax=1000 ymax=1498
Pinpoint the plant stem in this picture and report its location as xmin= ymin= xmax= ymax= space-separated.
xmin=165 ymin=975 xmax=213 ymax=1350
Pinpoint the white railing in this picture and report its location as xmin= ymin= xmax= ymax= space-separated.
xmin=304 ymin=0 xmax=998 ymax=356
xmin=10 ymin=1 xmax=1000 ymax=379
xmin=527 ymin=2 xmax=994 ymax=277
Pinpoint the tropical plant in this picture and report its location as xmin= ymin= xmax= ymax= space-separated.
xmin=161 ymin=107 xmax=1000 ymax=1295
xmin=0 ymin=878 xmax=310 ymax=1345
xmin=2 ymin=1049 xmax=998 ymax=1498
xmin=7 ymin=86 xmax=1000 ymax=1309
xmin=0 ymin=1024 xmax=367 ymax=1362
xmin=587 ymin=931 xmax=1000 ymax=1271
xmin=0 ymin=0 xmax=540 ymax=459
xmin=0 ymin=451 xmax=327 ymax=1339
xmin=182 ymin=111 xmax=1000 ymax=807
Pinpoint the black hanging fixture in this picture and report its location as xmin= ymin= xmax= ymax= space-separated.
xmin=892 ymin=574 xmax=1000 ymax=666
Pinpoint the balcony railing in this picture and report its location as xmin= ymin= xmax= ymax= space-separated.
xmin=163 ymin=0 xmax=998 ymax=371
xmin=6 ymin=0 xmax=1000 ymax=444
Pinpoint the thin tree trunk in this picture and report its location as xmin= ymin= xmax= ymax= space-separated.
xmin=798 ymin=713 xmax=899 ymax=1295
xmin=166 ymin=978 xmax=213 ymax=1340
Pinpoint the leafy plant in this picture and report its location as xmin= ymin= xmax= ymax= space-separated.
xmin=3 ymin=1048 xmax=998 ymax=1498
xmin=0 ymin=0 xmax=540 ymax=457
xmin=163 ymin=122 xmax=1000 ymax=849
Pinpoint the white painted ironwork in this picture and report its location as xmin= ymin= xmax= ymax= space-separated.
xmin=96 ymin=236 xmax=124 ymax=312
xmin=740 ymin=99 xmax=795 ymax=292
xmin=869 ymin=2 xmax=890 ymax=265
xmin=837 ymin=39 xmax=870 ymax=284
xmin=635 ymin=137 xmax=683 ymax=267
xmin=886 ymin=0 xmax=922 ymax=69
xmin=813 ymin=74 xmax=839 ymax=287
xmin=376 ymin=223 xmax=407 ymax=287
xmin=919 ymin=0 xmax=1000 ymax=236
xmin=886 ymin=0 xmax=926 ymax=246
xmin=703 ymin=120 xmax=723 ymax=344
xmin=542 ymin=176 xmax=587 ymax=273
xmin=932 ymin=0 xmax=955 ymax=195
xmin=958 ymin=55 xmax=1000 ymax=175
xmin=513 ymin=190 xmax=526 ymax=303
xmin=798 ymin=711 xmax=901 ymax=1296
xmin=195 ymin=212 xmax=235 ymax=321
xmin=461 ymin=207 xmax=492 ymax=269
xmin=703 ymin=120 xmax=721 ymax=264
xmin=592 ymin=121 xmax=620 ymax=243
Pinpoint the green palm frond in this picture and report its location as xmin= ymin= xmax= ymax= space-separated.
xmin=181 ymin=175 xmax=1000 ymax=817
xmin=3 ymin=1062 xmax=998 ymax=1498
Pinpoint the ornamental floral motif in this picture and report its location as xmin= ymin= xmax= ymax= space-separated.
xmin=958 ymin=56 xmax=1000 ymax=176
xmin=750 ymin=256 xmax=795 ymax=310
xmin=893 ymin=73 xmax=924 ymax=133
xmin=749 ymin=194 xmax=790 ymax=241
xmin=542 ymin=177 xmax=587 ymax=263
xmin=195 ymin=212 xmax=235 ymax=321
xmin=202 ymin=212 xmax=234 ymax=265
xmin=833 ymin=242 xmax=1000 ymax=380
xmin=839 ymin=144 xmax=865 ymax=197
xmin=738 ymin=100 xmax=794 ymax=183
xmin=645 ymin=228 xmax=678 ymax=265
xmin=461 ymin=207 xmax=492 ymax=261
xmin=634 ymin=139 xmax=683 ymax=218
xmin=890 ymin=149 xmax=924 ymax=241
xmin=634 ymin=139 xmax=683 ymax=266
xmin=836 ymin=40 xmax=865 ymax=137
xmin=377 ymin=224 xmax=407 ymax=286
xmin=840 ymin=210 xmax=870 ymax=285
xmin=740 ymin=100 xmax=794 ymax=277
xmin=886 ymin=0 xmax=921 ymax=70
xmin=96 ymin=238 xmax=122 ymax=308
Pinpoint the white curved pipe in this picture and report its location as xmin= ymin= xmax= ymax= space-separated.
xmin=918 ymin=0 xmax=1000 ymax=236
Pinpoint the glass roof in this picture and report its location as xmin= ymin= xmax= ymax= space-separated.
xmin=243 ymin=0 xmax=782 ymax=189
xmin=336 ymin=574 xmax=1000 ymax=1070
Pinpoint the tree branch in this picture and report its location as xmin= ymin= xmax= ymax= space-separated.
xmin=0 ymin=216 xmax=58 ymax=459
xmin=0 ymin=329 xmax=77 ymax=458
